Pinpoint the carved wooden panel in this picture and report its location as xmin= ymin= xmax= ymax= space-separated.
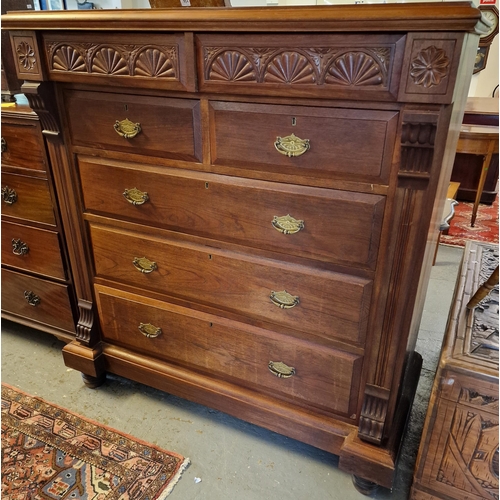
xmin=42 ymin=33 xmax=195 ymax=92
xmin=399 ymin=33 xmax=464 ymax=104
xmin=416 ymin=379 xmax=499 ymax=500
xmin=469 ymin=246 xmax=499 ymax=362
xmin=412 ymin=242 xmax=499 ymax=500
xmin=358 ymin=384 xmax=390 ymax=444
xmin=9 ymin=31 xmax=44 ymax=81
xmin=197 ymin=34 xmax=405 ymax=100
xmin=399 ymin=111 xmax=440 ymax=181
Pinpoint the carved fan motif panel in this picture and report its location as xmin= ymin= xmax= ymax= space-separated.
xmin=198 ymin=34 xmax=407 ymax=99
xmin=42 ymin=34 xmax=192 ymax=90
xmin=204 ymin=46 xmax=390 ymax=88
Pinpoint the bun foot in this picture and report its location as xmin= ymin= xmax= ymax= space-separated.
xmin=81 ymin=372 xmax=106 ymax=389
xmin=352 ymin=475 xmax=380 ymax=496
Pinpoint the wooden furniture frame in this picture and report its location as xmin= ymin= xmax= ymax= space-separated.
xmin=1 ymin=3 xmax=486 ymax=494
xmin=1 ymin=101 xmax=78 ymax=341
xmin=412 ymin=241 xmax=499 ymax=500
xmin=455 ymin=125 xmax=499 ymax=226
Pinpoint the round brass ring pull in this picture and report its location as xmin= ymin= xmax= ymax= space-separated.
xmin=133 ymin=256 xmax=158 ymax=274
xmin=114 ymin=118 xmax=142 ymax=139
xmin=123 ymin=187 xmax=149 ymax=206
xmin=268 ymin=361 xmax=296 ymax=378
xmin=1 ymin=137 xmax=7 ymax=153
xmin=272 ymin=214 xmax=304 ymax=235
xmin=139 ymin=322 xmax=162 ymax=338
xmin=270 ymin=290 xmax=299 ymax=309
xmin=274 ymin=133 xmax=310 ymax=157
xmin=1 ymin=186 xmax=18 ymax=205
xmin=24 ymin=290 xmax=41 ymax=307
xmin=12 ymin=238 xmax=29 ymax=256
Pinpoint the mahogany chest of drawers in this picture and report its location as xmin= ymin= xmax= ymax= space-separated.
xmin=1 ymin=3 xmax=486 ymax=493
xmin=1 ymin=103 xmax=77 ymax=340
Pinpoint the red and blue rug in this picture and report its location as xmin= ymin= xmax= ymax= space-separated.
xmin=441 ymin=198 xmax=499 ymax=248
xmin=1 ymin=383 xmax=189 ymax=500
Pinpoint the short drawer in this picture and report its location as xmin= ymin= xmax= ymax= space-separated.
xmin=95 ymin=284 xmax=362 ymax=416
xmin=64 ymin=90 xmax=202 ymax=162
xmin=1 ymin=221 xmax=66 ymax=280
xmin=1 ymin=172 xmax=56 ymax=226
xmin=90 ymin=223 xmax=372 ymax=345
xmin=80 ymin=157 xmax=385 ymax=270
xmin=1 ymin=119 xmax=46 ymax=171
xmin=1 ymin=268 xmax=76 ymax=334
xmin=209 ymin=101 xmax=398 ymax=185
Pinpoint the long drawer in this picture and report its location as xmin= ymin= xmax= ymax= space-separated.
xmin=1 ymin=221 xmax=66 ymax=280
xmin=1 ymin=268 xmax=76 ymax=333
xmin=90 ymin=222 xmax=372 ymax=345
xmin=209 ymin=101 xmax=398 ymax=185
xmin=95 ymin=284 xmax=362 ymax=416
xmin=64 ymin=90 xmax=202 ymax=162
xmin=1 ymin=119 xmax=46 ymax=171
xmin=1 ymin=172 xmax=56 ymax=226
xmin=80 ymin=157 xmax=385 ymax=270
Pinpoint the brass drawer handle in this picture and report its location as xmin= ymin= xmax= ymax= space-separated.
xmin=274 ymin=133 xmax=310 ymax=157
xmin=139 ymin=322 xmax=162 ymax=338
xmin=123 ymin=187 xmax=149 ymax=206
xmin=24 ymin=290 xmax=40 ymax=307
xmin=268 ymin=361 xmax=296 ymax=378
xmin=270 ymin=290 xmax=299 ymax=309
xmin=1 ymin=137 xmax=7 ymax=153
xmin=1 ymin=186 xmax=18 ymax=205
xmin=114 ymin=118 xmax=142 ymax=139
xmin=12 ymin=238 xmax=29 ymax=256
xmin=272 ymin=214 xmax=304 ymax=235
xmin=133 ymin=256 xmax=158 ymax=274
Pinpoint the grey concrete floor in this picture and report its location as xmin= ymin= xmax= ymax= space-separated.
xmin=1 ymin=244 xmax=463 ymax=500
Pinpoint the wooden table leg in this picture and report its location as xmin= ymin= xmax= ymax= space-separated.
xmin=471 ymin=140 xmax=496 ymax=227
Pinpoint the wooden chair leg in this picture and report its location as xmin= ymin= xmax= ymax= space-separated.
xmin=467 ymin=265 xmax=499 ymax=309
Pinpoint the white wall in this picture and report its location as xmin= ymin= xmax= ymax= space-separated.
xmin=65 ymin=0 xmax=150 ymax=9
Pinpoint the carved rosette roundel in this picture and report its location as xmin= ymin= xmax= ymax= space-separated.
xmin=410 ymin=46 xmax=450 ymax=88
xmin=17 ymin=41 xmax=36 ymax=70
xmin=325 ymin=52 xmax=383 ymax=86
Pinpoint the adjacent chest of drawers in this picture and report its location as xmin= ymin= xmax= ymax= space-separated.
xmin=2 ymin=3 xmax=485 ymax=493
xmin=1 ymin=103 xmax=77 ymax=340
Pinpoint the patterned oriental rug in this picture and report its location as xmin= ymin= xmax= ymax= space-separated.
xmin=1 ymin=384 xmax=190 ymax=500
xmin=441 ymin=198 xmax=499 ymax=248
